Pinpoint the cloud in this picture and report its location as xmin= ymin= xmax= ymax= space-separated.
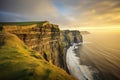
xmin=0 ymin=0 xmax=58 ymax=18
xmin=0 ymin=0 xmax=73 ymax=27
xmin=0 ymin=0 xmax=120 ymax=28
xmin=64 ymin=0 xmax=120 ymax=27
xmin=0 ymin=11 xmax=29 ymax=22
xmin=50 ymin=0 xmax=120 ymax=28
xmin=82 ymin=0 xmax=120 ymax=27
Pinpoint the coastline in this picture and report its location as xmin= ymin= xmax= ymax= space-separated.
xmin=66 ymin=43 xmax=94 ymax=80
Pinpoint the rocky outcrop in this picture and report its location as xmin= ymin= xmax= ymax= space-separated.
xmin=0 ymin=21 xmax=83 ymax=73
xmin=60 ymin=30 xmax=83 ymax=47
xmin=60 ymin=30 xmax=83 ymax=73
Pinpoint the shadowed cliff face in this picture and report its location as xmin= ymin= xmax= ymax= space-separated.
xmin=60 ymin=30 xmax=83 ymax=73
xmin=1 ymin=22 xmax=62 ymax=67
xmin=60 ymin=30 xmax=83 ymax=47
xmin=0 ymin=31 xmax=76 ymax=80
xmin=0 ymin=21 xmax=83 ymax=73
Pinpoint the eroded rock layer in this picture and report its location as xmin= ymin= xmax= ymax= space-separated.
xmin=0 ymin=21 xmax=83 ymax=72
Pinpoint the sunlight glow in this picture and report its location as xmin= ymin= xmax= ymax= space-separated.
xmin=78 ymin=26 xmax=120 ymax=31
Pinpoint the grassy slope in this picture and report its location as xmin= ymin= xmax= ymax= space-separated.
xmin=0 ymin=32 xmax=76 ymax=80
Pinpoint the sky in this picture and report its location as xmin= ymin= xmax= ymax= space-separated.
xmin=0 ymin=0 xmax=120 ymax=30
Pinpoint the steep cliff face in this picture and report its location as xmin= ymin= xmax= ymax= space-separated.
xmin=0 ymin=21 xmax=83 ymax=76
xmin=1 ymin=21 xmax=63 ymax=68
xmin=60 ymin=30 xmax=83 ymax=73
xmin=60 ymin=30 xmax=82 ymax=47
xmin=0 ymin=31 xmax=76 ymax=80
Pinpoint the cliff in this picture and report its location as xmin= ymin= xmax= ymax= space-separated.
xmin=0 ymin=21 xmax=82 ymax=80
xmin=60 ymin=30 xmax=83 ymax=47
xmin=0 ymin=21 xmax=62 ymax=67
xmin=60 ymin=30 xmax=83 ymax=73
xmin=0 ymin=31 xmax=76 ymax=80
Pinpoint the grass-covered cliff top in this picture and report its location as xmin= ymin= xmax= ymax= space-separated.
xmin=0 ymin=31 xmax=75 ymax=80
xmin=0 ymin=21 xmax=59 ymax=32
xmin=0 ymin=21 xmax=49 ymax=26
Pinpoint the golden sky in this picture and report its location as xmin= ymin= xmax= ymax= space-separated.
xmin=0 ymin=0 xmax=120 ymax=29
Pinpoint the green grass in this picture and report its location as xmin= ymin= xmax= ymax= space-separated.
xmin=0 ymin=21 xmax=59 ymax=29
xmin=0 ymin=32 xmax=76 ymax=80
xmin=0 ymin=21 xmax=49 ymax=26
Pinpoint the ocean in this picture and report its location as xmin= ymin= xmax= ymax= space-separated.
xmin=66 ymin=30 xmax=120 ymax=80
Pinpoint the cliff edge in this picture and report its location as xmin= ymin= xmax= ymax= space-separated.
xmin=0 ymin=21 xmax=82 ymax=80
xmin=60 ymin=30 xmax=83 ymax=73
xmin=0 ymin=31 xmax=76 ymax=80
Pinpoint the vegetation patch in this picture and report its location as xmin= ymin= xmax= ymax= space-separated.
xmin=0 ymin=32 xmax=76 ymax=80
xmin=0 ymin=21 xmax=49 ymax=26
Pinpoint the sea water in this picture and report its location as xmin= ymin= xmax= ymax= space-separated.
xmin=67 ymin=30 xmax=120 ymax=80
